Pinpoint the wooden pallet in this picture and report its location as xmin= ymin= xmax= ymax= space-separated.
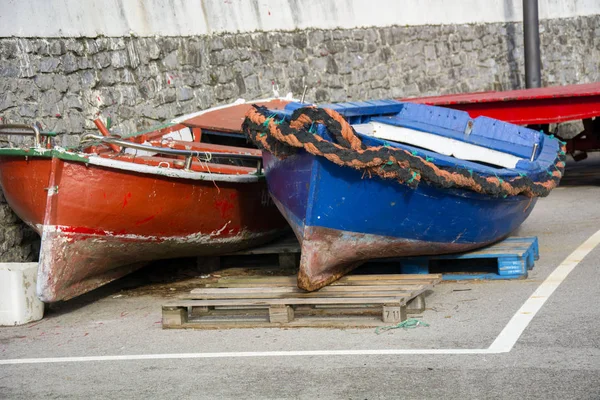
xmin=212 ymin=235 xmax=539 ymax=280
xmin=396 ymin=237 xmax=539 ymax=280
xmin=162 ymin=274 xmax=441 ymax=329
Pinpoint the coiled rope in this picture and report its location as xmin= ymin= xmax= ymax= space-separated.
xmin=242 ymin=105 xmax=566 ymax=198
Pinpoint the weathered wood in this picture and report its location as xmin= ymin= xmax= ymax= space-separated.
xmin=183 ymin=290 xmax=413 ymax=300
xmin=206 ymin=275 xmax=441 ymax=288
xmin=162 ymin=306 xmax=188 ymax=327
xmin=185 ymin=286 xmax=423 ymax=300
xmin=163 ymin=317 xmax=389 ymax=329
xmin=190 ymin=306 xmax=210 ymax=315
xmin=205 ymin=280 xmax=436 ymax=289
xmin=268 ymin=305 xmax=294 ymax=323
xmin=163 ymin=273 xmax=439 ymax=329
xmin=165 ymin=297 xmax=405 ymax=307
xmin=180 ymin=306 xmax=381 ymax=318
xmin=215 ymin=274 xmax=441 ymax=283
xmin=190 ymin=285 xmax=426 ymax=295
xmin=406 ymin=294 xmax=426 ymax=314
xmin=382 ymin=304 xmax=406 ymax=323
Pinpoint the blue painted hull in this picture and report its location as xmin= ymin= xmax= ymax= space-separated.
xmin=264 ymin=150 xmax=536 ymax=290
xmin=253 ymin=99 xmax=562 ymax=290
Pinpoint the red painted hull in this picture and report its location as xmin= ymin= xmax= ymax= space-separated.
xmin=402 ymin=83 xmax=600 ymax=155
xmin=0 ymin=155 xmax=286 ymax=301
xmin=402 ymin=82 xmax=600 ymax=125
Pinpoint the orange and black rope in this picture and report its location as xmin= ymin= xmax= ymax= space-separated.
xmin=242 ymin=105 xmax=566 ymax=198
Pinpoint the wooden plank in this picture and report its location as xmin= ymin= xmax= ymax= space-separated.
xmin=209 ymin=274 xmax=441 ymax=288
xmin=406 ymin=294 xmax=426 ymax=313
xmin=182 ymin=305 xmax=383 ymax=317
xmin=382 ymin=304 xmax=406 ymax=323
xmin=170 ymin=304 xmax=407 ymax=317
xmin=164 ymin=317 xmax=390 ymax=329
xmin=215 ymin=274 xmax=440 ymax=282
xmin=268 ymin=305 xmax=294 ymax=323
xmin=182 ymin=290 xmax=415 ymax=300
xmin=164 ymin=297 xmax=405 ymax=307
xmin=190 ymin=285 xmax=428 ymax=295
xmin=205 ymin=279 xmax=438 ymax=288
xmin=163 ymin=270 xmax=441 ymax=329
xmin=162 ymin=307 xmax=188 ymax=327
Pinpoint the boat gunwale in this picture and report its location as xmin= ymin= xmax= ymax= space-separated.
xmin=0 ymin=148 xmax=265 ymax=183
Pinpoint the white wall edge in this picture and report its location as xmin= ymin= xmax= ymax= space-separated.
xmin=1 ymin=0 xmax=599 ymax=38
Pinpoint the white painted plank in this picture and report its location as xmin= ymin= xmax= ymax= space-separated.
xmin=363 ymin=122 xmax=523 ymax=169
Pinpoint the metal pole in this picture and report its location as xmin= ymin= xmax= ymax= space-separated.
xmin=523 ymin=0 xmax=541 ymax=88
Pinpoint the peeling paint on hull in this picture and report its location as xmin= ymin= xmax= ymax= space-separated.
xmin=295 ymin=225 xmax=494 ymax=291
xmin=37 ymin=225 xmax=282 ymax=302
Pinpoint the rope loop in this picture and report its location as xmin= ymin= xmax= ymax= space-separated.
xmin=242 ymin=105 xmax=566 ymax=198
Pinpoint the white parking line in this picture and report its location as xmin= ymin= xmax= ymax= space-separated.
xmin=2 ymin=228 xmax=600 ymax=365
xmin=488 ymin=228 xmax=600 ymax=352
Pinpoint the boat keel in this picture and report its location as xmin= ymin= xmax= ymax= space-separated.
xmin=297 ymin=225 xmax=492 ymax=291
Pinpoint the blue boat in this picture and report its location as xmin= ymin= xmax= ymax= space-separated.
xmin=243 ymin=100 xmax=565 ymax=291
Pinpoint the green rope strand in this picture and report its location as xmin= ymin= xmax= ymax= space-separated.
xmin=375 ymin=318 xmax=430 ymax=334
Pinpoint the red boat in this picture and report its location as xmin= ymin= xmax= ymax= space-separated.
xmin=0 ymin=99 xmax=292 ymax=302
xmin=402 ymin=82 xmax=600 ymax=159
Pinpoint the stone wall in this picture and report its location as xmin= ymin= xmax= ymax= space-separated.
xmin=0 ymin=191 xmax=39 ymax=262
xmin=1 ymin=15 xmax=599 ymax=261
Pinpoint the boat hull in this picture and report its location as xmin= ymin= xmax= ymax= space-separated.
xmin=0 ymin=155 xmax=286 ymax=301
xmin=263 ymin=151 xmax=537 ymax=291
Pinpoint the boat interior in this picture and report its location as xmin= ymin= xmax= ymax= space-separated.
xmin=276 ymin=100 xmax=558 ymax=177
xmin=80 ymin=99 xmax=294 ymax=176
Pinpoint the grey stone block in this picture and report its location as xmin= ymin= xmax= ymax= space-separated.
xmin=54 ymin=75 xmax=69 ymax=93
xmin=61 ymin=53 xmax=79 ymax=74
xmin=213 ymin=83 xmax=236 ymax=101
xmin=308 ymin=30 xmax=326 ymax=46
xmin=40 ymin=58 xmax=60 ymax=73
xmin=108 ymin=38 xmax=126 ymax=51
xmin=111 ymin=50 xmax=129 ymax=69
xmin=65 ymin=39 xmax=85 ymax=56
xmin=309 ymin=57 xmax=328 ymax=72
xmin=177 ymin=87 xmax=194 ymax=102
xmin=94 ymin=52 xmax=112 ymax=69
xmin=0 ymin=62 xmax=19 ymax=78
xmin=19 ymin=104 xmax=37 ymax=118
xmin=162 ymin=51 xmax=179 ymax=70
xmin=157 ymin=87 xmax=177 ymax=104
xmin=99 ymin=68 xmax=119 ymax=86
xmin=48 ymin=41 xmax=66 ymax=56
xmin=210 ymin=36 xmax=225 ymax=52
xmin=144 ymin=39 xmax=162 ymax=60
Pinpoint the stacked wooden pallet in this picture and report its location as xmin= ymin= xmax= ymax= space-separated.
xmin=162 ymin=274 xmax=441 ymax=329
